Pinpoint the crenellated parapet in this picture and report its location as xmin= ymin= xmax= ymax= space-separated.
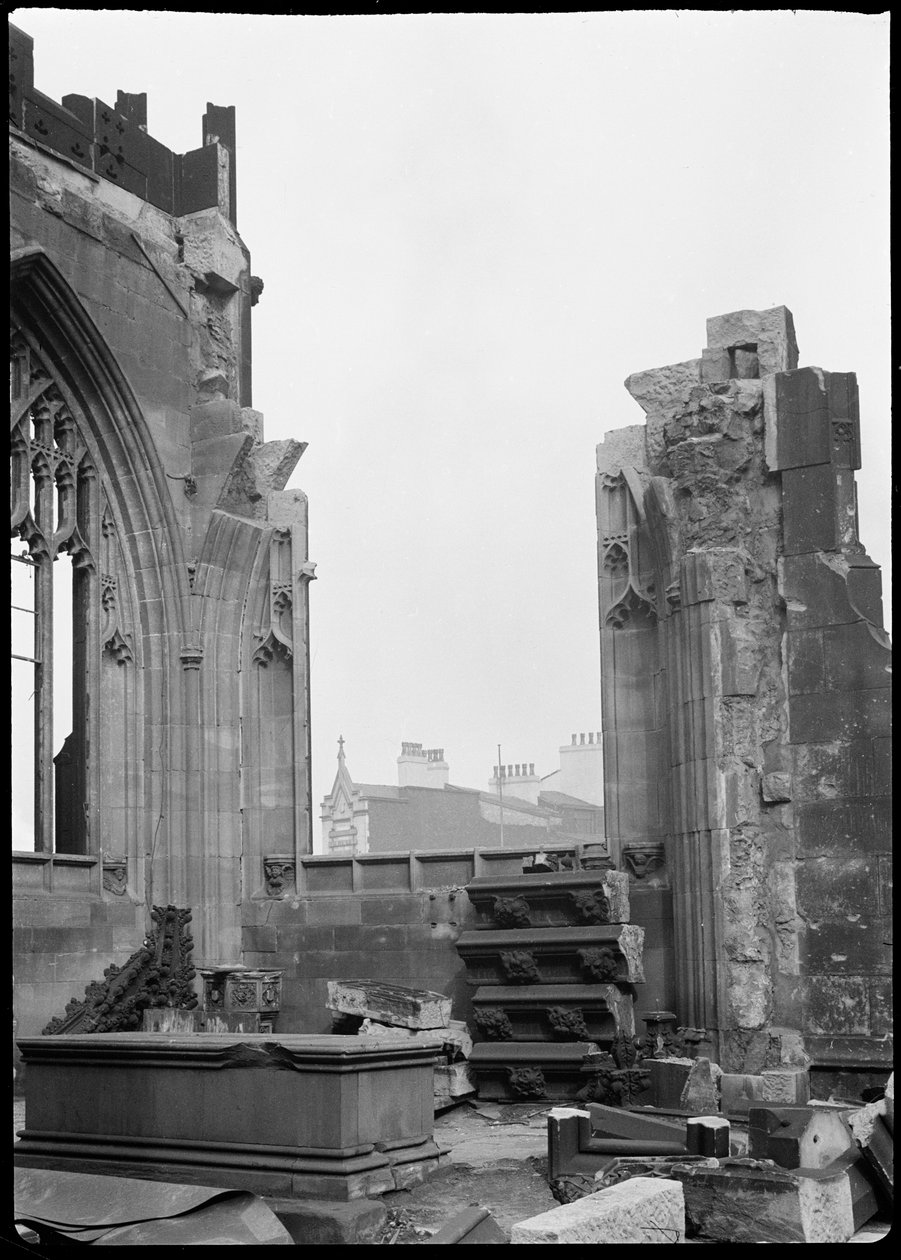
xmin=9 ymin=22 xmax=237 ymax=225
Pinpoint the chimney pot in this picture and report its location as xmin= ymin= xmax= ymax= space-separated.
xmin=580 ymin=733 xmax=586 ymax=745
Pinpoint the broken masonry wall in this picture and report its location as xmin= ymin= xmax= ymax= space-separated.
xmin=596 ymin=308 xmax=891 ymax=1084
xmin=10 ymin=22 xmax=313 ymax=1051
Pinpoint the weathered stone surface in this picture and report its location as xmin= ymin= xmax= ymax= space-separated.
xmin=469 ymin=1041 xmax=599 ymax=1103
xmin=761 ymin=1065 xmax=810 ymax=1104
xmin=358 ymin=1018 xmax=471 ymax=1060
xmin=326 ymin=981 xmax=451 ymax=1030
xmin=720 ymin=1073 xmax=766 ymax=1117
xmin=748 ymin=1106 xmax=854 ymax=1170
xmin=624 ymin=360 xmax=701 ymax=414
xmin=15 ymin=1033 xmax=439 ymax=1201
xmin=673 ymin=1159 xmax=863 ymax=1243
xmin=648 ymin=1058 xmax=693 ymax=1110
xmin=680 ymin=1058 xmax=722 ymax=1114
xmin=686 ymin=1117 xmax=730 ymax=1158
xmin=597 ymin=306 xmax=891 ymax=1083
xmin=471 ymin=983 xmax=634 ymax=1046
xmin=456 ymin=925 xmax=645 ymax=986
xmin=433 ymin=1062 xmax=476 ymax=1109
xmin=511 ymin=1177 xmax=685 ymax=1244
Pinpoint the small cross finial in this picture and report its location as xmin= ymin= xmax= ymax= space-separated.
xmin=337 ymin=735 xmax=345 ymax=759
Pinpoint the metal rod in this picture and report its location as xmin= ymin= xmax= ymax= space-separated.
xmin=497 ymin=743 xmax=505 ymax=847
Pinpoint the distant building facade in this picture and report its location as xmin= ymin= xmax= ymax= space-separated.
xmin=320 ymin=738 xmax=604 ymax=855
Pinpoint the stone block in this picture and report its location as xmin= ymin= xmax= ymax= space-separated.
xmin=761 ymin=1066 xmax=810 ymax=1105
xmin=748 ymin=1105 xmax=854 ymax=1169
xmin=433 ymin=1062 xmax=476 ymax=1109
xmin=797 ymin=797 xmax=892 ymax=858
xmin=686 ymin=1117 xmax=730 ymax=1158
xmin=781 ymin=464 xmax=841 ymax=555
xmin=680 ymin=1059 xmax=721 ymax=1114
xmin=242 ymin=925 xmax=277 ymax=954
xmin=268 ymin=1196 xmax=387 ymax=1245
xmin=510 ymin=1176 xmax=685 ymax=1244
xmin=326 ymin=980 xmax=451 ymax=1029
xmin=720 ymin=1073 xmax=766 ymax=1117
xmin=823 ymin=622 xmax=893 ymax=693
xmin=846 ymin=1095 xmax=894 ymax=1200
xmin=790 ymin=686 xmax=892 ymax=744
xmin=648 ymin=1058 xmax=693 ymax=1110
xmin=358 ymin=1018 xmax=471 ymax=1061
xmin=673 ymin=1157 xmax=870 ymax=1243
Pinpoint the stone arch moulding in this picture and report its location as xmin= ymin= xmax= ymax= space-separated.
xmin=11 ymin=246 xmax=192 ymax=887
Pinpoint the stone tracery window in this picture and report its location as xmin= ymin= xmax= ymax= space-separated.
xmin=10 ymin=329 xmax=95 ymax=853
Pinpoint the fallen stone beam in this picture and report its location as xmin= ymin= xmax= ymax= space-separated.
xmin=547 ymin=1105 xmax=688 ymax=1193
xmin=358 ymin=1018 xmax=473 ymax=1060
xmin=456 ymin=925 xmax=645 ymax=986
xmin=326 ymin=981 xmax=451 ymax=1030
xmin=470 ymin=1043 xmax=602 ymax=1103
xmin=471 ymin=983 xmax=634 ymax=1046
xmin=423 ymin=1205 xmax=509 ymax=1244
xmin=465 ymin=870 xmax=631 ymax=929
xmin=511 ymin=1176 xmax=685 ymax=1244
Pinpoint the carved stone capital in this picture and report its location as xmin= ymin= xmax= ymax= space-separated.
xmin=621 ymin=843 xmax=667 ymax=884
xmin=263 ymin=854 xmax=296 ymax=898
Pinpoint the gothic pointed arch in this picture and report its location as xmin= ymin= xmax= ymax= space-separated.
xmin=11 ymin=246 xmax=190 ymax=869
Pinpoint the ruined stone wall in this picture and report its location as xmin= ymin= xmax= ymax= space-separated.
xmin=241 ymin=849 xmax=674 ymax=1033
xmin=597 ymin=308 xmax=891 ymax=1084
xmin=10 ymin=24 xmax=313 ymax=989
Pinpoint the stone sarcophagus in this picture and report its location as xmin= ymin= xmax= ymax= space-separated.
xmin=465 ymin=871 xmax=631 ymax=930
xmin=471 ymin=983 xmax=636 ymax=1045
xmin=455 ymin=925 xmax=645 ymax=988
xmin=14 ymin=1033 xmax=443 ymax=1201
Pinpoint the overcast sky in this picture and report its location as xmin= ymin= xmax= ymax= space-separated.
xmin=13 ymin=9 xmax=891 ymax=844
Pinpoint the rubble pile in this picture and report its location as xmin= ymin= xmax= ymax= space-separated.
xmin=326 ymin=980 xmax=476 ymax=1110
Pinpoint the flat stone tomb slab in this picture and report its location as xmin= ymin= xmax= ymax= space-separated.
xmin=14 ymin=1034 xmax=443 ymax=1201
xmin=468 ymin=1041 xmax=600 ymax=1102
xmin=456 ymin=924 xmax=645 ymax=986
xmin=466 ymin=871 xmax=630 ymax=930
xmin=472 ymin=984 xmax=635 ymax=1044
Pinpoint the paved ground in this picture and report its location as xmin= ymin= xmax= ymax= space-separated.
xmin=14 ymin=1097 xmax=891 ymax=1243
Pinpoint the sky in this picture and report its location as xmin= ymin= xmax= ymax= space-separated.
xmin=12 ymin=9 xmax=891 ymax=847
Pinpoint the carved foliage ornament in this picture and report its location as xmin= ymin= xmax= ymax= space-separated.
xmin=547 ymin=1005 xmax=591 ymax=1040
xmin=42 ymin=905 xmax=197 ymax=1034
xmin=492 ymin=895 xmax=531 ymax=928
xmin=473 ymin=1008 xmax=514 ymax=1040
xmin=500 ymin=949 xmax=541 ymax=985
xmin=578 ymin=946 xmax=619 ymax=983
xmin=507 ymin=1066 xmax=546 ymax=1098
